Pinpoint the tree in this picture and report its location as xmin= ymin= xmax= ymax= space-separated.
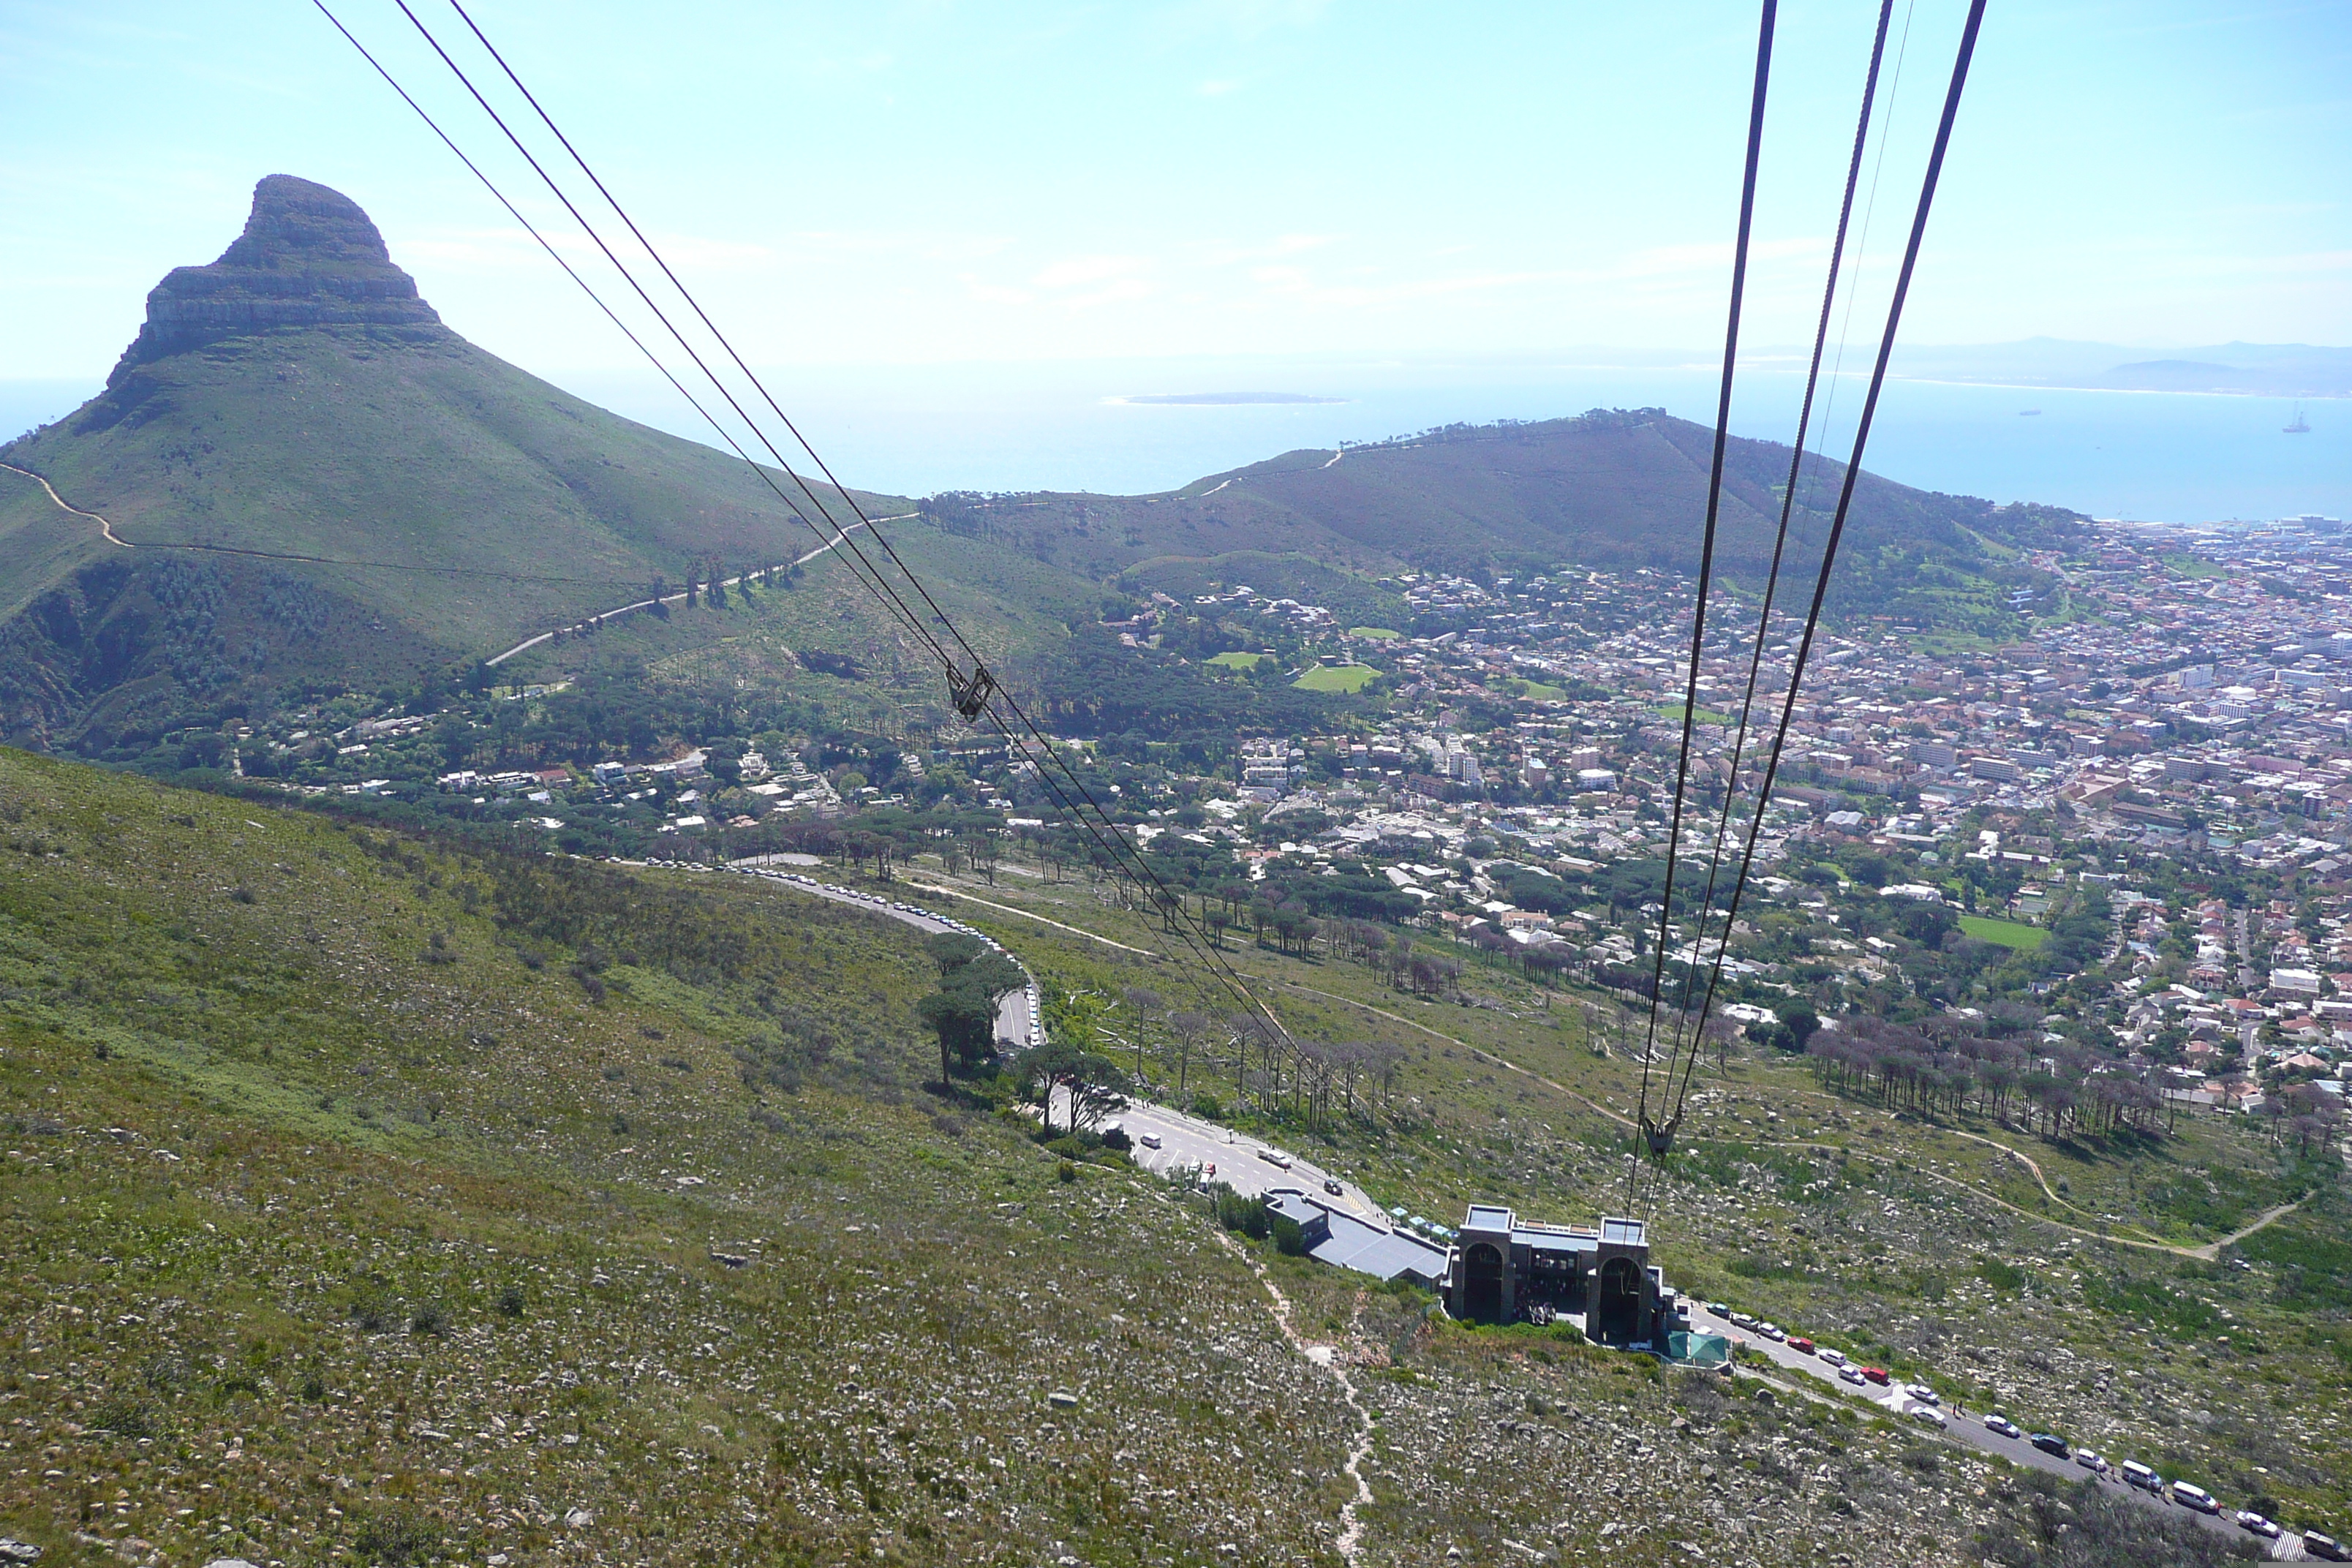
xmin=1025 ymin=1039 xmax=1129 ymax=1135
xmin=917 ymin=933 xmax=1025 ymax=1085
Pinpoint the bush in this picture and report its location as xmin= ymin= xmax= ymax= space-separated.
xmin=495 ymin=1284 xmax=527 ymax=1317
xmin=409 ymin=1303 xmax=451 ymax=1337
xmin=1056 ymin=1160 xmax=1078 ymax=1183
xmin=349 ymin=1294 xmax=399 ymax=1334
xmin=1190 ymin=1092 xmax=1223 ymax=1120
xmin=353 ymin=1504 xmax=440 ymax=1567
xmin=1270 ymin=1214 xmax=1311 ymax=1256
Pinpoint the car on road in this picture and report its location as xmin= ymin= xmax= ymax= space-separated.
xmin=2305 ymin=1531 xmax=2348 ymax=1561
xmin=1910 ymin=1406 xmax=1947 ymax=1428
xmin=1904 ymin=1384 xmax=1939 ymax=1405
xmin=1258 ymin=1149 xmax=1292 ymax=1169
xmin=2171 ymin=1482 xmax=2220 ymax=1515
xmin=2074 ymin=1450 xmax=2108 ymax=1475
xmin=1787 ymin=1338 xmax=1814 ymax=1355
xmin=2120 ymin=1461 xmax=2160 ymax=1491
xmin=1759 ymin=1323 xmax=1787 ymax=1343
xmin=1730 ymin=1311 xmax=1758 ymax=1330
xmin=1137 ymin=1131 xmax=1163 ymax=1150
xmin=1322 ymin=1178 xmax=1343 ymax=1196
xmin=2234 ymin=1511 xmax=2280 ymax=1539
xmin=1817 ymin=1348 xmax=1847 ymax=1368
xmin=1707 ymin=1302 xmax=1730 ymax=1319
xmin=2029 ymin=1433 xmax=2071 ymax=1459
xmin=1838 ymin=1365 xmax=1867 ymax=1386
xmin=1861 ymin=1367 xmax=1891 ymax=1387
xmin=1983 ymin=1414 xmax=2021 ymax=1439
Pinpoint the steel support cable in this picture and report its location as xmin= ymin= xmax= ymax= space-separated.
xmin=414 ymin=2 xmax=1240 ymax=1025
xmin=1631 ymin=0 xmax=1778 ymax=1198
xmin=443 ymin=0 xmax=1003 ymax=708
xmin=309 ymin=1 xmax=864 ymax=599
xmin=329 ymin=0 xmax=937 ymax=671
xmin=331 ymin=7 xmax=1188 ymax=997
xmin=384 ymin=0 xmax=962 ymax=685
xmin=1663 ymin=0 xmax=1990 ymax=1135
xmin=387 ymin=2 xmax=1308 ymax=1066
xmin=1656 ymin=0 xmax=1897 ymax=1123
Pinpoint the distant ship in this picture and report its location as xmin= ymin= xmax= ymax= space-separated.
xmin=2285 ymin=403 xmax=2311 ymax=434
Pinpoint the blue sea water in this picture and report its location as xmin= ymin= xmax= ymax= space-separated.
xmin=6 ymin=355 xmax=2343 ymax=524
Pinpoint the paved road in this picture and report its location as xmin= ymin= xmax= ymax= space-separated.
xmin=684 ymin=858 xmax=1040 ymax=1047
xmin=1709 ymin=1308 xmax=2307 ymax=1556
xmin=1044 ymin=1086 xmax=1386 ymax=1222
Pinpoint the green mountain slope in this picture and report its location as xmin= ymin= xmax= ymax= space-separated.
xmin=0 ymin=176 xmax=917 ymax=745
xmin=924 ymin=410 xmax=2084 ymax=619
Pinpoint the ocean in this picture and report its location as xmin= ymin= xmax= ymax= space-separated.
xmin=6 ymin=355 xmax=2342 ymax=524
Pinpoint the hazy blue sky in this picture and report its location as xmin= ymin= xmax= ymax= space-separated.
xmin=3 ymin=0 xmax=2347 ymax=387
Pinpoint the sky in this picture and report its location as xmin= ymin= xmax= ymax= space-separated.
xmin=0 ymin=2 xmax=2347 ymax=510
xmin=3 ymin=0 xmax=2348 ymax=377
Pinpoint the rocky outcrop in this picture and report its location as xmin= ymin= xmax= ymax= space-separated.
xmin=109 ymin=175 xmax=442 ymax=382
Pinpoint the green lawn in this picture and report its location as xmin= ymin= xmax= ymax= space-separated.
xmin=1959 ymin=913 xmax=2047 ymax=950
xmin=1207 ymin=650 xmax=1272 ymax=671
xmin=1654 ymin=703 xmax=1734 ymax=725
xmin=1504 ymin=677 xmax=1568 ymax=701
xmin=1294 ymin=663 xmax=1379 ymax=692
xmin=1349 ymin=625 xmax=1402 ymax=640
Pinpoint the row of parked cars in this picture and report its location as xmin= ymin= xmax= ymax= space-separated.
xmin=1700 ymin=1303 xmax=2345 ymax=1558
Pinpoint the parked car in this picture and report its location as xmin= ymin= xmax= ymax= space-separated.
xmin=2233 ymin=1511 xmax=2280 ymax=1538
xmin=1258 ymin=1149 xmax=1293 ymax=1170
xmin=1137 ymin=1131 xmax=1163 ymax=1150
xmin=2029 ymin=1433 xmax=2071 ymax=1459
xmin=1787 ymin=1338 xmax=1815 ymax=1355
xmin=1817 ymin=1348 xmax=1848 ymax=1368
xmin=2120 ymin=1460 xmax=2160 ymax=1491
xmin=1983 ymin=1414 xmax=2022 ymax=1439
xmin=2171 ymin=1483 xmax=2220 ymax=1515
xmin=1904 ymin=1383 xmax=1939 ymax=1405
xmin=1759 ymin=1323 xmax=1787 ymax=1343
xmin=1861 ymin=1368 xmax=1891 ymax=1387
xmin=1730 ymin=1311 xmax=1758 ymax=1330
xmin=2074 ymin=1450 xmax=2109 ymax=1475
xmin=1707 ymin=1302 xmax=1731 ymax=1319
xmin=1322 ymin=1178 xmax=1343 ymax=1196
xmin=1910 ymin=1406 xmax=1947 ymax=1428
xmin=2304 ymin=1531 xmax=2348 ymax=1561
xmin=1838 ymin=1365 xmax=1867 ymax=1385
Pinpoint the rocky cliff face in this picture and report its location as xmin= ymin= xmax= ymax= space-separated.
xmin=109 ymin=175 xmax=443 ymax=383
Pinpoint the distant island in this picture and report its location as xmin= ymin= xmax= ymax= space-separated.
xmin=1118 ymin=391 xmax=1348 ymax=406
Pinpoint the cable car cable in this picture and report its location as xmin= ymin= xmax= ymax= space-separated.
xmin=1629 ymin=0 xmax=1778 ymax=1202
xmin=1664 ymin=0 xmax=1990 ymax=1134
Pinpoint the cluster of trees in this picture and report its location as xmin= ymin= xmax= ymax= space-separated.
xmin=914 ymin=932 xmax=1027 ymax=1085
xmin=1804 ymin=1014 xmax=2174 ymax=1139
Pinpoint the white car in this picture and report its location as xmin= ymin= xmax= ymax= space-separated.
xmin=1759 ymin=1323 xmax=1787 ymax=1343
xmin=2074 ymin=1450 xmax=2109 ymax=1475
xmin=1904 ymin=1384 xmax=1940 ymax=1405
xmin=1983 ymin=1414 xmax=2022 ymax=1439
xmin=1839 ymin=1365 xmax=1867 ymax=1385
xmin=1137 ymin=1131 xmax=1163 ymax=1150
xmin=1730 ymin=1311 xmax=1758 ymax=1330
xmin=2171 ymin=1482 xmax=2220 ymax=1515
xmin=1817 ymin=1349 xmax=1848 ymax=1368
xmin=2234 ymin=1511 xmax=2280 ymax=1539
xmin=1910 ymin=1406 xmax=1948 ymax=1429
xmin=1257 ymin=1149 xmax=1293 ymax=1170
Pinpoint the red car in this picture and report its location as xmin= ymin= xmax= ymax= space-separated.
xmin=1862 ymin=1367 xmax=1891 ymax=1386
xmin=1788 ymin=1338 xmax=1816 ymax=1355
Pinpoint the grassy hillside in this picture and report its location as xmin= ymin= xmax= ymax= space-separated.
xmin=1 ymin=749 xmax=2220 ymax=1566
